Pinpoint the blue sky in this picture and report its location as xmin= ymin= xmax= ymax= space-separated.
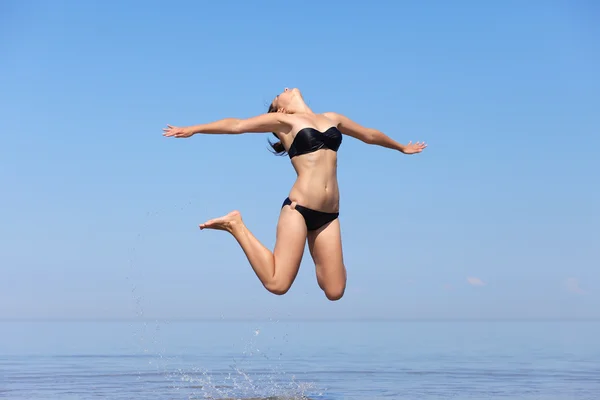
xmin=1 ymin=0 xmax=598 ymax=320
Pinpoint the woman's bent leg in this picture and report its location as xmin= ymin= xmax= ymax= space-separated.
xmin=307 ymin=219 xmax=347 ymax=301
xmin=199 ymin=207 xmax=307 ymax=295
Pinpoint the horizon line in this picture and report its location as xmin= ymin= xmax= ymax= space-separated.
xmin=2 ymin=316 xmax=599 ymax=322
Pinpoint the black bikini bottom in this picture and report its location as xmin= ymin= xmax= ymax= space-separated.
xmin=281 ymin=197 xmax=339 ymax=231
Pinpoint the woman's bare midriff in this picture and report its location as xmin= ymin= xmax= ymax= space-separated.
xmin=287 ymin=149 xmax=340 ymax=213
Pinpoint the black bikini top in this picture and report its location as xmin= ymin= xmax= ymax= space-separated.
xmin=287 ymin=126 xmax=343 ymax=159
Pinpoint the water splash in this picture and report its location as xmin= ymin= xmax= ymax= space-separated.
xmin=125 ymin=203 xmax=319 ymax=399
xmin=161 ymin=325 xmax=317 ymax=399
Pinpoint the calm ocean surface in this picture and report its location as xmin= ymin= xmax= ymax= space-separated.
xmin=1 ymin=320 xmax=599 ymax=399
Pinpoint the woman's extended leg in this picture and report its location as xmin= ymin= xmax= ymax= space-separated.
xmin=199 ymin=207 xmax=307 ymax=295
xmin=307 ymin=219 xmax=347 ymax=301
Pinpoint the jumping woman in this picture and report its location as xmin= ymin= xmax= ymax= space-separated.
xmin=162 ymin=88 xmax=427 ymax=301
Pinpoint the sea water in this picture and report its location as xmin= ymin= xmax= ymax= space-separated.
xmin=1 ymin=319 xmax=599 ymax=399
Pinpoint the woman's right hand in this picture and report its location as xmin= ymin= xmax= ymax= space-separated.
xmin=162 ymin=125 xmax=194 ymax=138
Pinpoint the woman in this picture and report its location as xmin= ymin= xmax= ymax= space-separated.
xmin=162 ymin=88 xmax=427 ymax=301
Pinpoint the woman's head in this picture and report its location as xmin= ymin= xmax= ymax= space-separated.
xmin=267 ymin=88 xmax=304 ymax=156
xmin=270 ymin=87 xmax=303 ymax=114
xmin=267 ymin=101 xmax=286 ymax=155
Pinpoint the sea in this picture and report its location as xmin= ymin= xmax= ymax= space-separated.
xmin=1 ymin=319 xmax=599 ymax=399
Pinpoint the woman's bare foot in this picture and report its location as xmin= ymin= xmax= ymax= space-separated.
xmin=199 ymin=210 xmax=242 ymax=232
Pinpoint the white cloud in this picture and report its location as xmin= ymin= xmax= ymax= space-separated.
xmin=467 ymin=277 xmax=486 ymax=287
xmin=565 ymin=278 xmax=587 ymax=295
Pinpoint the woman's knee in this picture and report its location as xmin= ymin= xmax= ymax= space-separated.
xmin=264 ymin=278 xmax=293 ymax=296
xmin=323 ymin=283 xmax=346 ymax=301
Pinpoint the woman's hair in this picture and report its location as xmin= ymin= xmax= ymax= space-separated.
xmin=267 ymin=103 xmax=287 ymax=156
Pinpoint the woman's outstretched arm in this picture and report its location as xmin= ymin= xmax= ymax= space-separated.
xmin=324 ymin=112 xmax=427 ymax=154
xmin=163 ymin=113 xmax=293 ymax=138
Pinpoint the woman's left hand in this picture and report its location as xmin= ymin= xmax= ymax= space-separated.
xmin=401 ymin=141 xmax=427 ymax=154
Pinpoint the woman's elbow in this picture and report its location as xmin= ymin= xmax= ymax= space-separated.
xmin=230 ymin=119 xmax=246 ymax=134
xmin=365 ymin=130 xmax=381 ymax=144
